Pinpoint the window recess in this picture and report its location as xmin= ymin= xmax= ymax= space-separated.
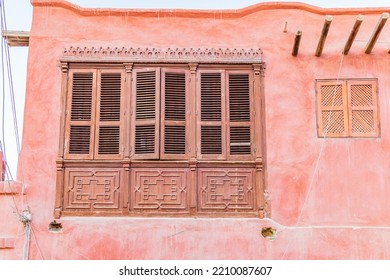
xmin=316 ymin=79 xmax=379 ymax=138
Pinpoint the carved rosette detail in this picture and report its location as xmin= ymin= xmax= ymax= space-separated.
xmin=63 ymin=47 xmax=263 ymax=63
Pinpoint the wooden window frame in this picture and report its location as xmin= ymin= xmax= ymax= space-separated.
xmin=57 ymin=61 xmax=264 ymax=218
xmin=316 ymin=79 xmax=379 ymax=138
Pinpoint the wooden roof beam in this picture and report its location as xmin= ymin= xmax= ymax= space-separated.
xmin=343 ymin=15 xmax=364 ymax=55
xmin=292 ymin=30 xmax=302 ymax=57
xmin=2 ymin=30 xmax=29 ymax=46
xmin=365 ymin=12 xmax=389 ymax=54
xmin=315 ymin=15 xmax=333 ymax=57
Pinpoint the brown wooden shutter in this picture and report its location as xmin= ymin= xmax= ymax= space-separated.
xmin=227 ymin=72 xmax=253 ymax=158
xmin=66 ymin=70 xmax=96 ymax=159
xmin=198 ymin=71 xmax=226 ymax=159
xmin=95 ymin=70 xmax=124 ymax=159
xmin=161 ymin=69 xmax=188 ymax=159
xmin=316 ymin=80 xmax=348 ymax=137
xmin=133 ymin=68 xmax=160 ymax=159
xmin=348 ymin=80 xmax=379 ymax=137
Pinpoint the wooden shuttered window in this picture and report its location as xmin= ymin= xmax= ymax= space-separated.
xmin=198 ymin=70 xmax=253 ymax=159
xmin=199 ymin=71 xmax=226 ymax=159
xmin=65 ymin=69 xmax=124 ymax=159
xmin=316 ymin=79 xmax=379 ymax=138
xmin=133 ymin=69 xmax=160 ymax=159
xmin=227 ymin=72 xmax=253 ymax=159
xmin=95 ymin=71 xmax=124 ymax=159
xmin=161 ymin=69 xmax=189 ymax=159
xmin=132 ymin=68 xmax=189 ymax=159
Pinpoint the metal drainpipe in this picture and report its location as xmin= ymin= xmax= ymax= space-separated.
xmin=19 ymin=209 xmax=32 ymax=260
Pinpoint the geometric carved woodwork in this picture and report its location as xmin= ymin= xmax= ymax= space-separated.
xmin=132 ymin=169 xmax=189 ymax=213
xmin=198 ymin=169 xmax=255 ymax=211
xmin=64 ymin=169 xmax=121 ymax=211
xmin=63 ymin=46 xmax=263 ymax=64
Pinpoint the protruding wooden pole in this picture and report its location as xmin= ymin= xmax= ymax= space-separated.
xmin=365 ymin=12 xmax=389 ymax=54
xmin=343 ymin=15 xmax=364 ymax=55
xmin=315 ymin=15 xmax=333 ymax=57
xmin=292 ymin=30 xmax=302 ymax=57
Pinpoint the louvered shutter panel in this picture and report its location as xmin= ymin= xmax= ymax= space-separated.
xmin=161 ymin=69 xmax=188 ymax=159
xmin=227 ymin=72 xmax=252 ymax=157
xmin=66 ymin=70 xmax=96 ymax=159
xmin=199 ymin=71 xmax=226 ymax=159
xmin=348 ymin=80 xmax=379 ymax=137
xmin=133 ymin=69 xmax=160 ymax=159
xmin=95 ymin=70 xmax=123 ymax=159
xmin=316 ymin=81 xmax=349 ymax=137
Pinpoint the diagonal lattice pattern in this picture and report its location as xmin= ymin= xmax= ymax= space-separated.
xmin=321 ymin=85 xmax=343 ymax=106
xmin=322 ymin=110 xmax=345 ymax=134
xmin=352 ymin=110 xmax=374 ymax=133
xmin=351 ymin=85 xmax=373 ymax=106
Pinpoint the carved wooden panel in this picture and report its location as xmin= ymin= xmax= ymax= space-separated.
xmin=131 ymin=169 xmax=189 ymax=212
xmin=64 ymin=169 xmax=121 ymax=211
xmin=198 ymin=169 xmax=255 ymax=211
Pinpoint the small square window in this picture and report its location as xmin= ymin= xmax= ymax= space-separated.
xmin=316 ymin=79 xmax=379 ymax=138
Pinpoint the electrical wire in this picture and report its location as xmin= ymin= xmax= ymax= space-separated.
xmin=0 ymin=0 xmax=36 ymax=261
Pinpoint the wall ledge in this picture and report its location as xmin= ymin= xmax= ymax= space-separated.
xmin=0 ymin=237 xmax=16 ymax=249
xmin=0 ymin=181 xmax=25 ymax=195
xmin=31 ymin=0 xmax=390 ymax=18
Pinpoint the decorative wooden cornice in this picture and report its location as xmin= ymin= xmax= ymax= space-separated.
xmin=62 ymin=47 xmax=263 ymax=64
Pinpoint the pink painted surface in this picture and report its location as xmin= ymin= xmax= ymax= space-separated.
xmin=4 ymin=1 xmax=390 ymax=259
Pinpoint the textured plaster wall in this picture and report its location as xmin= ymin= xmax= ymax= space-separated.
xmin=5 ymin=1 xmax=390 ymax=259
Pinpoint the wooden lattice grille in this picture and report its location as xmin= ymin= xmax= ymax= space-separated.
xmin=348 ymin=81 xmax=379 ymax=137
xmin=316 ymin=79 xmax=379 ymax=138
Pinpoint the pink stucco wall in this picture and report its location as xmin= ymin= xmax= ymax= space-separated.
xmin=2 ymin=1 xmax=390 ymax=259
